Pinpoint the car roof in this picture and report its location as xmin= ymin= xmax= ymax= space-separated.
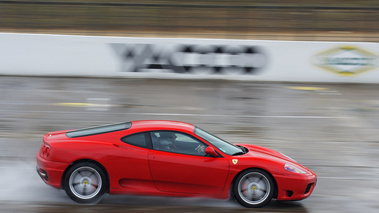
xmin=130 ymin=120 xmax=195 ymax=132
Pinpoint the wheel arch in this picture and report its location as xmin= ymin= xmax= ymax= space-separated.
xmin=61 ymin=159 xmax=110 ymax=193
xmin=231 ymin=167 xmax=278 ymax=199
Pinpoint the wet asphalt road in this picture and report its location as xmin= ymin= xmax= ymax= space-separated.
xmin=0 ymin=76 xmax=378 ymax=213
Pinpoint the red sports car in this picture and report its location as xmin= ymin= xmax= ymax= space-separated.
xmin=36 ymin=120 xmax=317 ymax=207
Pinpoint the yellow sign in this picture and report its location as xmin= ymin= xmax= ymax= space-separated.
xmin=232 ymin=159 xmax=238 ymax=165
xmin=287 ymin=86 xmax=327 ymax=91
xmin=311 ymin=46 xmax=379 ymax=76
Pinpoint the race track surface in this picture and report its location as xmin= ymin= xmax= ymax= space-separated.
xmin=0 ymin=77 xmax=378 ymax=213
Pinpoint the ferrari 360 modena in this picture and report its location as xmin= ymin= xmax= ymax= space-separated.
xmin=36 ymin=120 xmax=317 ymax=207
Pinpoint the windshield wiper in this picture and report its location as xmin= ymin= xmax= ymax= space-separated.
xmin=233 ymin=145 xmax=248 ymax=155
xmin=232 ymin=151 xmax=245 ymax=156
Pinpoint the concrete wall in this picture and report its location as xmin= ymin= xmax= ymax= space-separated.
xmin=1 ymin=33 xmax=378 ymax=83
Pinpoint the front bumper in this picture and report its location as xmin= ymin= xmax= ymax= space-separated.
xmin=36 ymin=151 xmax=69 ymax=189
xmin=275 ymin=173 xmax=317 ymax=201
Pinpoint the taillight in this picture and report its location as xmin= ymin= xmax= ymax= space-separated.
xmin=40 ymin=143 xmax=50 ymax=158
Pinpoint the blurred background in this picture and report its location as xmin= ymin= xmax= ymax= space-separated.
xmin=1 ymin=0 xmax=379 ymax=41
xmin=1 ymin=1 xmax=379 ymax=213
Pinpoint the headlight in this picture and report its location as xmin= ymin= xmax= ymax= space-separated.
xmin=284 ymin=163 xmax=307 ymax=174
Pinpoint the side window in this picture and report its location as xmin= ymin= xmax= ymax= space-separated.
xmin=121 ymin=132 xmax=148 ymax=148
xmin=151 ymin=131 xmax=208 ymax=156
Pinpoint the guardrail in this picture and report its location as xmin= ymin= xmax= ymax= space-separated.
xmin=1 ymin=1 xmax=379 ymax=41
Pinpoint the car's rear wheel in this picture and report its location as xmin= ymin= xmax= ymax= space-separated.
xmin=64 ymin=162 xmax=107 ymax=203
xmin=233 ymin=169 xmax=274 ymax=208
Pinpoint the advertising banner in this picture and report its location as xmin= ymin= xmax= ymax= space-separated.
xmin=0 ymin=33 xmax=378 ymax=83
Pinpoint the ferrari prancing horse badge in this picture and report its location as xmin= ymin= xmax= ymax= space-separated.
xmin=232 ymin=159 xmax=238 ymax=165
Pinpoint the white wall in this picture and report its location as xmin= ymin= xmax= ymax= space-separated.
xmin=1 ymin=33 xmax=378 ymax=83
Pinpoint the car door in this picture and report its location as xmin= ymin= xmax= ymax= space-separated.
xmin=148 ymin=131 xmax=230 ymax=195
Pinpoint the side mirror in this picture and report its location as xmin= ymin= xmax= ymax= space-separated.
xmin=205 ymin=146 xmax=218 ymax=157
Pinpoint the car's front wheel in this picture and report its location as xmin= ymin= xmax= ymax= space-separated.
xmin=64 ymin=162 xmax=107 ymax=203
xmin=233 ymin=169 xmax=274 ymax=208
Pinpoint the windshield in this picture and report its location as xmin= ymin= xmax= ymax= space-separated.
xmin=194 ymin=127 xmax=244 ymax=155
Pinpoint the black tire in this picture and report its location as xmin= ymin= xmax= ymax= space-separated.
xmin=233 ymin=169 xmax=274 ymax=208
xmin=63 ymin=162 xmax=107 ymax=204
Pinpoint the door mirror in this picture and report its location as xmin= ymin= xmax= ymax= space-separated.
xmin=205 ymin=146 xmax=218 ymax=157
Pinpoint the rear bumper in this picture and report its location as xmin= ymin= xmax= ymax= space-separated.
xmin=36 ymin=151 xmax=69 ymax=189
xmin=275 ymin=173 xmax=317 ymax=201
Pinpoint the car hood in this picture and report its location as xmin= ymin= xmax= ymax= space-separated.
xmin=237 ymin=143 xmax=296 ymax=163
